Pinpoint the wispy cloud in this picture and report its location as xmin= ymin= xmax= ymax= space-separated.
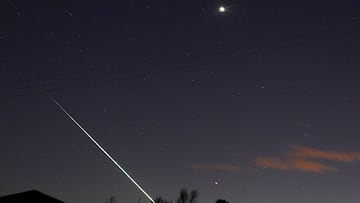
xmin=255 ymin=156 xmax=337 ymax=173
xmin=189 ymin=163 xmax=241 ymax=172
xmin=290 ymin=159 xmax=337 ymax=172
xmin=255 ymin=145 xmax=360 ymax=173
xmin=288 ymin=144 xmax=360 ymax=163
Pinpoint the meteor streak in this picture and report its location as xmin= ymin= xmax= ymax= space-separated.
xmin=48 ymin=95 xmax=155 ymax=203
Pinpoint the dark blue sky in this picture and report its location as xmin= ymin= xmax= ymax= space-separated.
xmin=1 ymin=1 xmax=360 ymax=203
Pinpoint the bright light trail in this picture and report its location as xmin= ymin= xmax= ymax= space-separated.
xmin=48 ymin=95 xmax=155 ymax=203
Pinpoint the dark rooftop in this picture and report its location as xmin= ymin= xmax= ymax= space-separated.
xmin=0 ymin=190 xmax=64 ymax=203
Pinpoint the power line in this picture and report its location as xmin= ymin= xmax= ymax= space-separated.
xmin=1 ymin=22 xmax=359 ymax=99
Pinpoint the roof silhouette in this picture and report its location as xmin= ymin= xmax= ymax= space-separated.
xmin=0 ymin=190 xmax=64 ymax=203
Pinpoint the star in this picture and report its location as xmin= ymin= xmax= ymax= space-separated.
xmin=218 ymin=6 xmax=226 ymax=13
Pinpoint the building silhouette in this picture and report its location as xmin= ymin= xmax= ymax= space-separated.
xmin=0 ymin=190 xmax=64 ymax=203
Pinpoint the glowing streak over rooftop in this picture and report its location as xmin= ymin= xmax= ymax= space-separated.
xmin=48 ymin=95 xmax=155 ymax=203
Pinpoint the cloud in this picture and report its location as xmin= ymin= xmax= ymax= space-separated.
xmin=189 ymin=163 xmax=241 ymax=172
xmin=290 ymin=159 xmax=337 ymax=172
xmin=288 ymin=144 xmax=360 ymax=163
xmin=255 ymin=157 xmax=337 ymax=173
xmin=255 ymin=144 xmax=360 ymax=173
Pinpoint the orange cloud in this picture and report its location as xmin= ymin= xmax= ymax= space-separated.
xmin=255 ymin=157 xmax=337 ymax=173
xmin=288 ymin=144 xmax=360 ymax=163
xmin=255 ymin=145 xmax=360 ymax=173
xmin=189 ymin=163 xmax=241 ymax=172
xmin=290 ymin=159 xmax=338 ymax=172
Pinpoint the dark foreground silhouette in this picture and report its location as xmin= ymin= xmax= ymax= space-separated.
xmin=155 ymin=188 xmax=198 ymax=203
xmin=155 ymin=188 xmax=229 ymax=203
xmin=0 ymin=190 xmax=64 ymax=203
xmin=215 ymin=199 xmax=229 ymax=203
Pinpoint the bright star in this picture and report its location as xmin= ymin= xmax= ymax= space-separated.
xmin=218 ymin=6 xmax=226 ymax=13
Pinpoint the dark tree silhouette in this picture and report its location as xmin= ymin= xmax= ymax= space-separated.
xmin=155 ymin=197 xmax=172 ymax=203
xmin=189 ymin=190 xmax=198 ymax=203
xmin=155 ymin=188 xmax=197 ymax=203
xmin=215 ymin=199 xmax=229 ymax=203
xmin=177 ymin=189 xmax=189 ymax=203
xmin=176 ymin=189 xmax=198 ymax=203
xmin=104 ymin=196 xmax=116 ymax=203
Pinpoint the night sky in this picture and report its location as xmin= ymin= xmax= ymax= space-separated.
xmin=1 ymin=0 xmax=360 ymax=203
